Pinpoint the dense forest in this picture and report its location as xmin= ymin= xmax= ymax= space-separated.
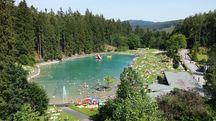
xmin=173 ymin=11 xmax=216 ymax=48
xmin=0 ymin=0 xmax=176 ymax=66
xmin=1 ymin=0 xmax=133 ymax=66
xmin=0 ymin=0 xmax=174 ymax=66
xmin=0 ymin=1 xmax=49 ymax=120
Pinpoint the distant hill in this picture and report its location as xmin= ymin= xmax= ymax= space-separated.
xmin=127 ymin=20 xmax=181 ymax=30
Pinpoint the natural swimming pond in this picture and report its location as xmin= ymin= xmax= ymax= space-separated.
xmin=34 ymin=53 xmax=134 ymax=104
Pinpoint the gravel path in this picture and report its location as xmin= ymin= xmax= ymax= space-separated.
xmin=61 ymin=107 xmax=91 ymax=121
xmin=179 ymin=49 xmax=206 ymax=87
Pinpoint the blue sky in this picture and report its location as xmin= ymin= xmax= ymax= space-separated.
xmin=15 ymin=0 xmax=216 ymax=22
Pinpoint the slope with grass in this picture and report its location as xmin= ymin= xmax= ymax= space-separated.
xmin=69 ymin=104 xmax=99 ymax=117
xmin=127 ymin=48 xmax=184 ymax=84
xmin=196 ymin=53 xmax=208 ymax=62
xmin=47 ymin=106 xmax=79 ymax=121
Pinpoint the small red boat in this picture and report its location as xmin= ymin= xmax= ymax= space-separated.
xmin=96 ymin=54 xmax=102 ymax=60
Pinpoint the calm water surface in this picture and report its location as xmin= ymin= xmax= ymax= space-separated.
xmin=34 ymin=54 xmax=134 ymax=103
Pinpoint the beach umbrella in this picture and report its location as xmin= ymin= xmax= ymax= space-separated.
xmin=83 ymin=98 xmax=91 ymax=103
xmin=92 ymin=100 xmax=97 ymax=105
xmin=75 ymin=100 xmax=83 ymax=105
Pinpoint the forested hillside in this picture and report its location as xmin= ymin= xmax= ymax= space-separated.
xmin=0 ymin=0 xmax=183 ymax=66
xmin=173 ymin=11 xmax=216 ymax=48
xmin=32 ymin=9 xmax=131 ymax=61
xmin=2 ymin=0 xmax=132 ymax=65
xmin=128 ymin=20 xmax=180 ymax=30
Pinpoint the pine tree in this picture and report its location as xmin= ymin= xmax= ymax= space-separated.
xmin=14 ymin=0 xmax=35 ymax=65
xmin=0 ymin=0 xmax=16 ymax=64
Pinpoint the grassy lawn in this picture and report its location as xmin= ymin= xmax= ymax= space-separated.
xmin=47 ymin=106 xmax=80 ymax=121
xmin=190 ymin=47 xmax=208 ymax=62
xmin=59 ymin=111 xmax=80 ymax=121
xmin=126 ymin=48 xmax=184 ymax=85
xmin=197 ymin=53 xmax=208 ymax=62
xmin=22 ymin=65 xmax=34 ymax=72
xmin=69 ymin=104 xmax=98 ymax=117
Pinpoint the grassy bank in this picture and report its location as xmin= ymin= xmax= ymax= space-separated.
xmin=69 ymin=104 xmax=98 ymax=117
xmin=126 ymin=48 xmax=183 ymax=84
xmin=197 ymin=53 xmax=208 ymax=62
xmin=47 ymin=106 xmax=79 ymax=121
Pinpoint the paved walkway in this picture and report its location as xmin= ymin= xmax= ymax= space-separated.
xmin=27 ymin=65 xmax=40 ymax=81
xmin=60 ymin=107 xmax=91 ymax=121
xmin=179 ymin=49 xmax=206 ymax=87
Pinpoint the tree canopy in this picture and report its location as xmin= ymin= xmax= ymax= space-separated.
xmin=0 ymin=3 xmax=49 ymax=119
xmin=97 ymin=67 xmax=165 ymax=121
xmin=157 ymin=89 xmax=211 ymax=121
xmin=205 ymin=46 xmax=216 ymax=99
xmin=12 ymin=104 xmax=42 ymax=121
xmin=0 ymin=64 xmax=48 ymax=120
xmin=173 ymin=10 xmax=216 ymax=48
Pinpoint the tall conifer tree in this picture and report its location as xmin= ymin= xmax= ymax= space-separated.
xmin=14 ymin=0 xmax=35 ymax=65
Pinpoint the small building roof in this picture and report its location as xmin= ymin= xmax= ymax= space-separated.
xmin=148 ymin=71 xmax=203 ymax=98
xmin=148 ymin=83 xmax=172 ymax=92
xmin=164 ymin=71 xmax=201 ymax=90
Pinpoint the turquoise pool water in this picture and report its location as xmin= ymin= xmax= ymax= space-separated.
xmin=34 ymin=54 xmax=134 ymax=103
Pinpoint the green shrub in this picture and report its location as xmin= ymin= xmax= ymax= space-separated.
xmin=19 ymin=55 xmax=29 ymax=65
xmin=115 ymin=46 xmax=129 ymax=51
xmin=157 ymin=89 xmax=211 ymax=121
xmin=173 ymin=62 xmax=179 ymax=69
xmin=18 ymin=55 xmax=35 ymax=66
xmin=157 ymin=76 xmax=168 ymax=85
xmin=173 ymin=55 xmax=180 ymax=69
